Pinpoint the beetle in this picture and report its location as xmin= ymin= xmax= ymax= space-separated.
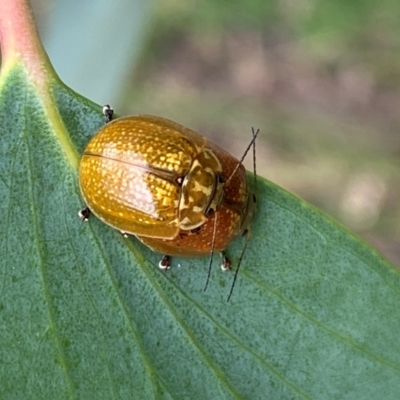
xmin=79 ymin=106 xmax=258 ymax=296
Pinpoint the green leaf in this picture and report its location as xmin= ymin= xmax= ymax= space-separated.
xmin=1 ymin=3 xmax=400 ymax=400
xmin=2 ymin=64 xmax=400 ymax=399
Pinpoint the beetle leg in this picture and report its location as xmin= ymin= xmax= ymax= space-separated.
xmin=78 ymin=207 xmax=91 ymax=222
xmin=120 ymin=231 xmax=129 ymax=238
xmin=102 ymin=104 xmax=114 ymax=123
xmin=159 ymin=255 xmax=171 ymax=270
xmin=220 ymin=251 xmax=232 ymax=271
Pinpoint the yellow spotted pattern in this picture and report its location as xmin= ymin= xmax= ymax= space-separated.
xmin=79 ymin=114 xmax=256 ymax=255
xmin=179 ymin=149 xmax=222 ymax=230
xmin=79 ymin=115 xmax=210 ymax=239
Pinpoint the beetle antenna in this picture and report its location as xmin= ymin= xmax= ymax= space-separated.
xmin=252 ymin=127 xmax=258 ymax=193
xmin=225 ymin=128 xmax=259 ymax=186
xmin=226 ymin=126 xmax=259 ymax=301
xmin=204 ymin=212 xmax=218 ymax=292
xmin=227 ymin=237 xmax=249 ymax=302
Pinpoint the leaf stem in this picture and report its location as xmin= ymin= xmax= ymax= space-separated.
xmin=0 ymin=0 xmax=54 ymax=83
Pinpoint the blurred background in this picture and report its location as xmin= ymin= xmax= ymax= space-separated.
xmin=31 ymin=0 xmax=400 ymax=266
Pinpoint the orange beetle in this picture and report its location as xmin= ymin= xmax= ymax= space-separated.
xmin=79 ymin=106 xmax=257 ymax=284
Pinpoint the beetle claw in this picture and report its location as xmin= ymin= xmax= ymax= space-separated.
xmin=78 ymin=207 xmax=91 ymax=222
xmin=220 ymin=252 xmax=231 ymax=271
xmin=159 ymin=255 xmax=171 ymax=270
xmin=102 ymin=104 xmax=114 ymax=123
